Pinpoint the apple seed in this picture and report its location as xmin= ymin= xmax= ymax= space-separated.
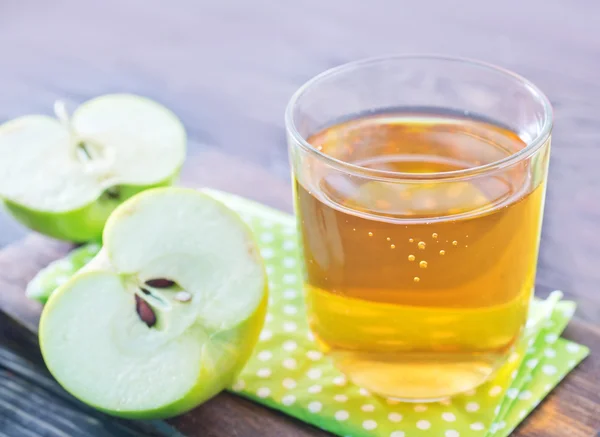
xmin=175 ymin=291 xmax=192 ymax=303
xmin=145 ymin=278 xmax=176 ymax=288
xmin=105 ymin=186 xmax=121 ymax=200
xmin=135 ymin=295 xmax=156 ymax=327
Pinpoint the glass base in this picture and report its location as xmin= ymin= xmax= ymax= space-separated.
xmin=331 ymin=350 xmax=499 ymax=401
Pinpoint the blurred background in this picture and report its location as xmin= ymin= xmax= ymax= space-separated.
xmin=0 ymin=0 xmax=599 ymax=319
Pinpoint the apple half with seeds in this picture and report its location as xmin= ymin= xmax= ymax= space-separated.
xmin=0 ymin=94 xmax=186 ymax=242
xmin=39 ymin=188 xmax=268 ymax=419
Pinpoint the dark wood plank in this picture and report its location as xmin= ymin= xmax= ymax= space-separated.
xmin=0 ymin=316 xmax=178 ymax=437
xmin=0 ymin=0 xmax=599 ymax=435
xmin=0 ymin=150 xmax=599 ymax=436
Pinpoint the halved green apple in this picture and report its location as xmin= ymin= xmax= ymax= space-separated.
xmin=0 ymin=94 xmax=186 ymax=242
xmin=39 ymin=188 xmax=268 ymax=419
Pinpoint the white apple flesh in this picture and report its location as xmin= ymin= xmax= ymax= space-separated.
xmin=39 ymin=188 xmax=268 ymax=419
xmin=0 ymin=94 xmax=186 ymax=242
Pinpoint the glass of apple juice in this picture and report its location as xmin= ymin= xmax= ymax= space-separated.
xmin=285 ymin=56 xmax=552 ymax=401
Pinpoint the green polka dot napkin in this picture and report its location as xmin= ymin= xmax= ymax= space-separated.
xmin=28 ymin=189 xmax=589 ymax=437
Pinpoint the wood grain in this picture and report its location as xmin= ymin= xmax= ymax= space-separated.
xmin=1 ymin=151 xmax=600 ymax=436
xmin=0 ymin=0 xmax=599 ymax=435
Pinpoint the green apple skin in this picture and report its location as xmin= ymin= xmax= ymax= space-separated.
xmin=39 ymin=188 xmax=269 ymax=419
xmin=40 ymin=283 xmax=268 ymax=419
xmin=3 ymin=173 xmax=179 ymax=243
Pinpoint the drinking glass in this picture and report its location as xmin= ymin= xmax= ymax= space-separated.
xmin=285 ymin=56 xmax=552 ymax=401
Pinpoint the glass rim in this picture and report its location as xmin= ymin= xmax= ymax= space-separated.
xmin=285 ymin=54 xmax=553 ymax=182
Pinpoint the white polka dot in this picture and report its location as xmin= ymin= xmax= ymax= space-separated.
xmin=283 ymin=274 xmax=298 ymax=284
xmin=282 ymin=226 xmax=295 ymax=235
xmin=414 ymin=404 xmax=427 ymax=412
xmin=361 ymin=404 xmax=375 ymax=412
xmin=527 ymin=346 xmax=537 ymax=354
xmin=466 ymin=402 xmax=480 ymax=412
xmin=362 ymin=420 xmax=377 ymax=430
xmin=231 ymin=380 xmax=245 ymax=391
xmin=542 ymin=364 xmax=557 ymax=375
xmin=519 ymin=410 xmax=527 ymax=419
xmin=257 ymin=368 xmax=271 ymax=378
xmin=544 ymin=348 xmax=557 ymax=358
xmin=488 ymin=385 xmax=503 ymax=397
xmin=260 ymin=219 xmax=274 ymax=228
xmin=494 ymin=405 xmax=500 ymax=415
xmin=257 ymin=387 xmax=270 ymax=398
xmin=544 ymin=383 xmax=553 ymax=391
xmin=260 ymin=330 xmax=272 ymax=341
xmin=283 ymin=289 xmax=298 ymax=299
xmin=282 ymin=395 xmax=296 ymax=406
xmin=489 ymin=423 xmax=499 ymax=433
xmin=566 ymin=343 xmax=580 ymax=353
xmin=359 ymin=388 xmax=370 ymax=396
xmin=544 ymin=320 xmax=555 ymax=328
xmin=282 ymin=378 xmax=297 ymax=389
xmin=524 ymin=374 xmax=533 ymax=382
xmin=445 ymin=431 xmax=460 ymax=437
xmin=497 ymin=421 xmax=506 ymax=429
xmin=307 ymin=331 xmax=315 ymax=341
xmin=442 ymin=412 xmax=456 ymax=422
xmin=383 ymin=412 xmax=401 ymax=424
xmin=545 ymin=333 xmax=558 ymax=344
xmin=470 ymin=422 xmax=485 ymax=431
xmin=307 ymin=350 xmax=323 ymax=361
xmin=283 ymin=240 xmax=296 ymax=250
xmin=283 ymin=322 xmax=297 ymax=332
xmin=261 ymin=233 xmax=275 ymax=243
xmin=335 ymin=410 xmax=349 ymax=421
xmin=416 ymin=420 xmax=431 ymax=430
xmin=506 ymin=388 xmax=519 ymax=399
xmin=518 ymin=390 xmax=532 ymax=400
xmin=266 ymin=314 xmax=273 ymax=322
xmin=308 ymin=401 xmax=322 ymax=413
xmin=282 ymin=358 xmax=297 ymax=369
xmin=307 ymin=368 xmax=322 ymax=379
xmin=86 ymin=244 xmax=101 ymax=253
xmin=308 ymin=385 xmax=322 ymax=394
xmin=567 ymin=359 xmax=576 ymax=367
xmin=511 ymin=370 xmax=518 ymax=380
xmin=283 ymin=257 xmax=297 ymax=268
xmin=525 ymin=358 xmax=539 ymax=369
xmin=333 ymin=376 xmax=347 ymax=386
xmin=390 ymin=432 xmax=405 ymax=437
xmin=261 ymin=248 xmax=275 ymax=259
xmin=334 ymin=394 xmax=348 ymax=402
xmin=283 ymin=305 xmax=298 ymax=315
xmin=283 ymin=341 xmax=297 ymax=351
xmin=257 ymin=351 xmax=272 ymax=361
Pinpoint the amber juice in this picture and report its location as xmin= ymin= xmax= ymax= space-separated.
xmin=294 ymin=113 xmax=548 ymax=400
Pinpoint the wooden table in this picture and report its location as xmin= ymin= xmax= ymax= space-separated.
xmin=0 ymin=1 xmax=599 ymax=436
